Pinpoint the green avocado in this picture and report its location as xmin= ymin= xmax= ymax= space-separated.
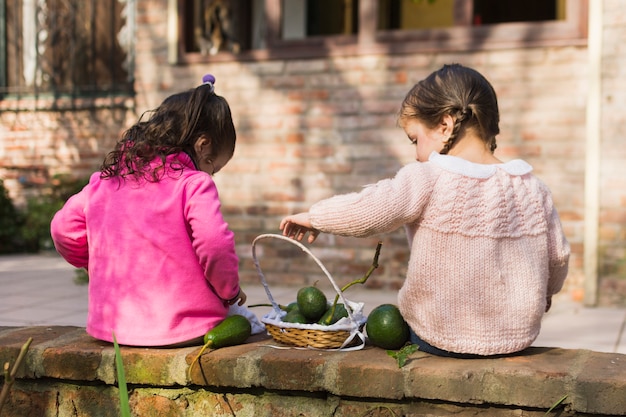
xmin=318 ymin=303 xmax=349 ymax=325
xmin=203 ymin=314 xmax=252 ymax=348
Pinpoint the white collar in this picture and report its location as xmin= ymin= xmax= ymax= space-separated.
xmin=428 ymin=151 xmax=532 ymax=178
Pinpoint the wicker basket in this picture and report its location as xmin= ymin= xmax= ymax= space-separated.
xmin=252 ymin=234 xmax=366 ymax=350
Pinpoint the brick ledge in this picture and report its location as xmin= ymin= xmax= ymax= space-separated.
xmin=1 ymin=326 xmax=625 ymax=416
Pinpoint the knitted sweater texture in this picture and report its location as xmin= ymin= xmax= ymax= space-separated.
xmin=309 ymin=152 xmax=570 ymax=355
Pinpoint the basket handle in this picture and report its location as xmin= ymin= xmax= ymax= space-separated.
xmin=252 ymin=233 xmax=358 ymax=323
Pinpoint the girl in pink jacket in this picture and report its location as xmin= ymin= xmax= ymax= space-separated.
xmin=280 ymin=64 xmax=570 ymax=358
xmin=51 ymin=75 xmax=247 ymax=347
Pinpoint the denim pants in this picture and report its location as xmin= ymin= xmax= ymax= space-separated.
xmin=409 ymin=328 xmax=512 ymax=359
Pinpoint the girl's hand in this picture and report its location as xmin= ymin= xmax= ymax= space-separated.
xmin=228 ymin=289 xmax=247 ymax=306
xmin=280 ymin=213 xmax=320 ymax=243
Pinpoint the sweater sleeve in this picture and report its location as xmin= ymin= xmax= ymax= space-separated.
xmin=309 ymin=163 xmax=437 ymax=237
xmin=540 ymin=184 xmax=570 ymax=295
xmin=545 ymin=203 xmax=570 ymax=296
xmin=184 ymin=176 xmax=240 ymax=302
xmin=50 ymin=188 xmax=89 ymax=269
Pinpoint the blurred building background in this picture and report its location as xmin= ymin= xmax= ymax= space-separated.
xmin=1 ymin=0 xmax=624 ymax=306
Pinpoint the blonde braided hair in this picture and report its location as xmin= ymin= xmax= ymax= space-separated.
xmin=400 ymin=64 xmax=500 ymax=155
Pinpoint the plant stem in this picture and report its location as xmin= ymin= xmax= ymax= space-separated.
xmin=188 ymin=340 xmax=213 ymax=381
xmin=247 ymin=303 xmax=288 ymax=310
xmin=544 ymin=394 xmax=568 ymax=415
xmin=324 ymin=242 xmax=382 ymax=324
xmin=0 ymin=337 xmax=33 ymax=414
xmin=339 ymin=241 xmax=382 ymax=294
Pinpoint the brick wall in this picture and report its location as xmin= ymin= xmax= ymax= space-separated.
xmin=0 ymin=98 xmax=134 ymax=206
xmin=3 ymin=1 xmax=626 ymax=304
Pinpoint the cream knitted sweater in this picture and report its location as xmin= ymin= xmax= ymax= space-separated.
xmin=309 ymin=152 xmax=570 ymax=355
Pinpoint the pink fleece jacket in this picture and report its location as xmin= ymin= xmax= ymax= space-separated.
xmin=309 ymin=152 xmax=570 ymax=355
xmin=50 ymin=152 xmax=240 ymax=346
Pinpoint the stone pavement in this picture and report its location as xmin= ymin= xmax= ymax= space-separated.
xmin=0 ymin=252 xmax=625 ymax=354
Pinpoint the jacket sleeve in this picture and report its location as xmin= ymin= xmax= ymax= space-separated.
xmin=50 ymin=190 xmax=89 ymax=269
xmin=184 ymin=176 xmax=240 ymax=302
xmin=309 ymin=163 xmax=436 ymax=237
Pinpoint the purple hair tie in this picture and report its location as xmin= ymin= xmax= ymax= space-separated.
xmin=202 ymin=74 xmax=216 ymax=93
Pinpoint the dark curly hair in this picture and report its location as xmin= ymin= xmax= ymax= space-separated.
xmin=100 ymin=83 xmax=236 ymax=182
xmin=399 ymin=63 xmax=500 ymax=154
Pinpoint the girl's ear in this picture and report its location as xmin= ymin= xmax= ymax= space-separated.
xmin=440 ymin=114 xmax=455 ymax=136
xmin=193 ymin=135 xmax=212 ymax=158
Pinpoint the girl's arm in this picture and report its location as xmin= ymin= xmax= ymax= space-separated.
xmin=303 ymin=163 xmax=435 ymax=238
xmin=186 ymin=176 xmax=241 ymax=303
xmin=50 ymin=191 xmax=89 ymax=268
xmin=544 ymin=198 xmax=571 ymax=297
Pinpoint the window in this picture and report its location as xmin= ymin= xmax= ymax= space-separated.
xmin=378 ymin=0 xmax=564 ymax=30
xmin=175 ymin=0 xmax=587 ymax=63
xmin=282 ymin=0 xmax=359 ymax=39
xmin=181 ymin=0 xmax=254 ymax=55
xmin=472 ymin=0 xmax=560 ymax=25
xmin=1 ymin=0 xmax=135 ymax=100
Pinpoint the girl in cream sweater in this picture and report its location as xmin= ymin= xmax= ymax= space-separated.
xmin=280 ymin=64 xmax=570 ymax=358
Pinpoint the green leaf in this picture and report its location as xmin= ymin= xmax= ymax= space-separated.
xmin=544 ymin=394 xmax=567 ymax=415
xmin=113 ymin=333 xmax=131 ymax=417
xmin=387 ymin=344 xmax=419 ymax=368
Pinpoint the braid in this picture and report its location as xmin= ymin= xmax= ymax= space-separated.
xmin=440 ymin=107 xmax=470 ymax=155
xmin=440 ymin=105 xmax=497 ymax=155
